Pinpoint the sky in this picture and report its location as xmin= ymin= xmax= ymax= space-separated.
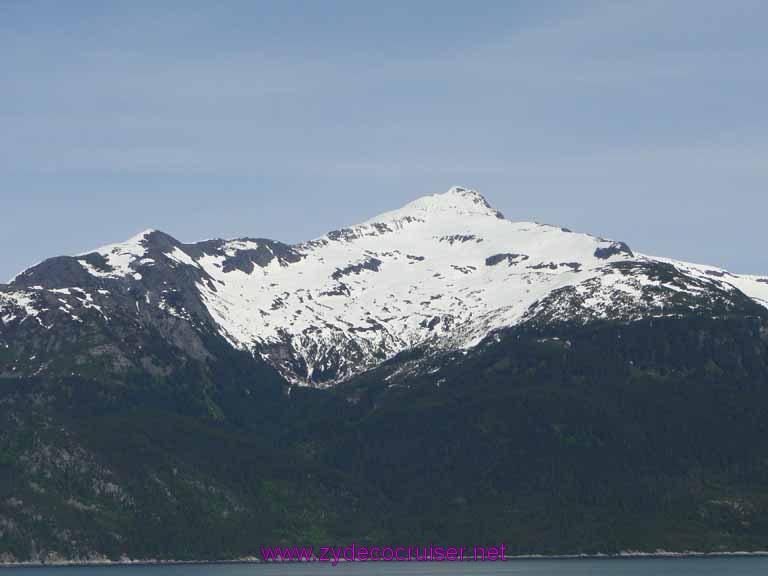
xmin=2 ymin=0 xmax=767 ymax=281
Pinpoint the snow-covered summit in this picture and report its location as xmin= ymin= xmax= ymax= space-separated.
xmin=362 ymin=186 xmax=504 ymax=225
xmin=3 ymin=186 xmax=768 ymax=386
xmin=169 ymin=186 xmax=768 ymax=385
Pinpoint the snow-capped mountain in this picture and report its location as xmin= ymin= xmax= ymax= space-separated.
xmin=2 ymin=186 xmax=768 ymax=386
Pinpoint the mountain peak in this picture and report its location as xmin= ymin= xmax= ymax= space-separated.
xmin=363 ymin=186 xmax=504 ymax=226
xmin=445 ymin=184 xmax=486 ymax=199
xmin=410 ymin=186 xmax=500 ymax=215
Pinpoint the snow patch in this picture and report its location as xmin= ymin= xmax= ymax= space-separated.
xmin=77 ymin=229 xmax=154 ymax=278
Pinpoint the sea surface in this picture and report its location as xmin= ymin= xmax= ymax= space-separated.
xmin=2 ymin=557 xmax=768 ymax=576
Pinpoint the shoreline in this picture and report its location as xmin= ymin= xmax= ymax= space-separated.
xmin=3 ymin=550 xmax=768 ymax=568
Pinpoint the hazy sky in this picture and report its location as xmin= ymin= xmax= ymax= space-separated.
xmin=2 ymin=0 xmax=766 ymax=281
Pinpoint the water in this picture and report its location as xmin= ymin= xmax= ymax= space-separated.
xmin=2 ymin=558 xmax=768 ymax=576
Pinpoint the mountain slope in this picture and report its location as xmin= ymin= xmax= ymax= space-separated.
xmin=4 ymin=314 xmax=768 ymax=561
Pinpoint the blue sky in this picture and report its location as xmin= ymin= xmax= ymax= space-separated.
xmin=2 ymin=0 xmax=767 ymax=280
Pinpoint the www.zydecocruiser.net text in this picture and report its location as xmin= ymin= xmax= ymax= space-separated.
xmin=261 ymin=544 xmax=509 ymax=565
